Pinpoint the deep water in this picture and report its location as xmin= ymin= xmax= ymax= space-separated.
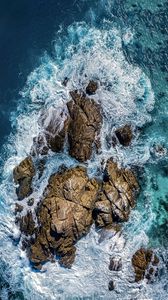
xmin=0 ymin=0 xmax=168 ymax=299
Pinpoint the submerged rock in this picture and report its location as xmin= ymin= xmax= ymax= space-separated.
xmin=32 ymin=108 xmax=70 ymax=156
xmin=132 ymin=248 xmax=159 ymax=282
xmin=13 ymin=157 xmax=35 ymax=200
xmin=67 ymin=91 xmax=102 ymax=162
xmin=86 ymin=80 xmax=98 ymax=95
xmin=93 ymin=159 xmax=139 ymax=226
xmin=28 ymin=166 xmax=99 ymax=269
xmin=115 ymin=125 xmax=133 ymax=147
xmin=109 ymin=257 xmax=122 ymax=271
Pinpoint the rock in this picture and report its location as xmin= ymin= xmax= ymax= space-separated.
xmin=67 ymin=91 xmax=102 ymax=162
xmin=15 ymin=203 xmax=24 ymax=214
xmin=86 ymin=80 xmax=98 ymax=95
xmin=109 ymin=257 xmax=122 ymax=271
xmin=27 ymin=198 xmax=34 ymax=206
xmin=28 ymin=166 xmax=99 ymax=269
xmin=98 ymin=224 xmax=121 ymax=243
xmin=108 ymin=280 xmax=115 ymax=291
xmin=19 ymin=211 xmax=36 ymax=236
xmin=31 ymin=108 xmax=70 ymax=156
xmin=132 ymin=248 xmax=159 ymax=282
xmin=13 ymin=157 xmax=35 ymax=200
xmin=115 ymin=125 xmax=133 ymax=146
xmin=93 ymin=159 xmax=139 ymax=225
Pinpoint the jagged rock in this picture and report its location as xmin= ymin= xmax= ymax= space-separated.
xmin=86 ymin=80 xmax=98 ymax=95
xmin=93 ymin=159 xmax=139 ymax=225
xmin=13 ymin=157 xmax=35 ymax=200
xmin=132 ymin=248 xmax=159 ymax=282
xmin=28 ymin=166 xmax=99 ymax=269
xmin=32 ymin=108 xmax=70 ymax=156
xmin=15 ymin=203 xmax=24 ymax=214
xmin=115 ymin=125 xmax=133 ymax=146
xmin=19 ymin=211 xmax=36 ymax=236
xmin=67 ymin=91 xmax=102 ymax=162
xmin=109 ymin=257 xmax=122 ymax=271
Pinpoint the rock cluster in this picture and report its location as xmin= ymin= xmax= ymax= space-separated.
xmin=13 ymin=81 xmax=158 ymax=277
xmin=132 ymin=248 xmax=159 ymax=282
xmin=32 ymin=88 xmax=102 ymax=162
xmin=93 ymin=159 xmax=139 ymax=227
xmin=29 ymin=166 xmax=99 ymax=269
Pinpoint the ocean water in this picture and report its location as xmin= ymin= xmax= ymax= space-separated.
xmin=0 ymin=0 xmax=168 ymax=299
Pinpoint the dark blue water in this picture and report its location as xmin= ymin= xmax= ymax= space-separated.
xmin=0 ymin=0 xmax=168 ymax=299
xmin=0 ymin=0 xmax=94 ymax=148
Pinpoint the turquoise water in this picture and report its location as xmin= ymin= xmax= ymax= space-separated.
xmin=0 ymin=0 xmax=168 ymax=299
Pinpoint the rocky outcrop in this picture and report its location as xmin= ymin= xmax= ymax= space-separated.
xmin=27 ymin=166 xmax=99 ymax=269
xmin=67 ymin=91 xmax=102 ymax=162
xmin=86 ymin=80 xmax=98 ymax=95
xmin=32 ymin=91 xmax=102 ymax=162
xmin=132 ymin=248 xmax=159 ymax=282
xmin=115 ymin=125 xmax=133 ymax=147
xmin=93 ymin=159 xmax=139 ymax=226
xmin=32 ymin=108 xmax=70 ymax=156
xmin=13 ymin=157 xmax=35 ymax=200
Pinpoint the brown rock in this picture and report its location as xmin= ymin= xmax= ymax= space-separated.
xmin=67 ymin=91 xmax=102 ymax=162
xmin=132 ymin=248 xmax=159 ymax=282
xmin=19 ymin=211 xmax=36 ymax=236
xmin=15 ymin=203 xmax=24 ymax=214
xmin=94 ymin=159 xmax=139 ymax=225
xmin=115 ymin=125 xmax=133 ymax=147
xmin=86 ymin=80 xmax=98 ymax=95
xmin=13 ymin=157 xmax=35 ymax=200
xmin=28 ymin=166 xmax=99 ymax=268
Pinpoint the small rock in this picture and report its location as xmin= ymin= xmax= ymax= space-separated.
xmin=15 ymin=203 xmax=24 ymax=214
xmin=109 ymin=257 xmax=122 ymax=271
xmin=86 ymin=80 xmax=98 ymax=95
xmin=108 ymin=280 xmax=115 ymax=291
xmin=115 ymin=125 xmax=133 ymax=146
xmin=27 ymin=198 xmax=34 ymax=206
xmin=132 ymin=248 xmax=159 ymax=282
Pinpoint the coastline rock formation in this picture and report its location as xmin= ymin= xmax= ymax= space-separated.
xmin=13 ymin=156 xmax=35 ymax=200
xmin=28 ymin=166 xmax=99 ymax=269
xmin=132 ymin=248 xmax=159 ymax=282
xmin=93 ymin=159 xmax=139 ymax=227
xmin=32 ymin=89 xmax=102 ymax=162
xmin=67 ymin=91 xmax=102 ymax=162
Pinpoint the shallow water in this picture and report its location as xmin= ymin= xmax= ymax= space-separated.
xmin=0 ymin=1 xmax=168 ymax=299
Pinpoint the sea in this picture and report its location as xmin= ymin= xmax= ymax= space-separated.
xmin=0 ymin=0 xmax=168 ymax=299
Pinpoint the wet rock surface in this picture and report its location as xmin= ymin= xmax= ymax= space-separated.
xmin=132 ymin=248 xmax=159 ymax=282
xmin=86 ymin=80 xmax=98 ymax=95
xmin=67 ymin=91 xmax=102 ymax=162
xmin=109 ymin=257 xmax=122 ymax=271
xmin=27 ymin=166 xmax=99 ymax=269
xmin=13 ymin=157 xmax=35 ymax=200
xmin=93 ymin=159 xmax=139 ymax=226
xmin=32 ymin=90 xmax=102 ymax=162
xmin=115 ymin=125 xmax=133 ymax=147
